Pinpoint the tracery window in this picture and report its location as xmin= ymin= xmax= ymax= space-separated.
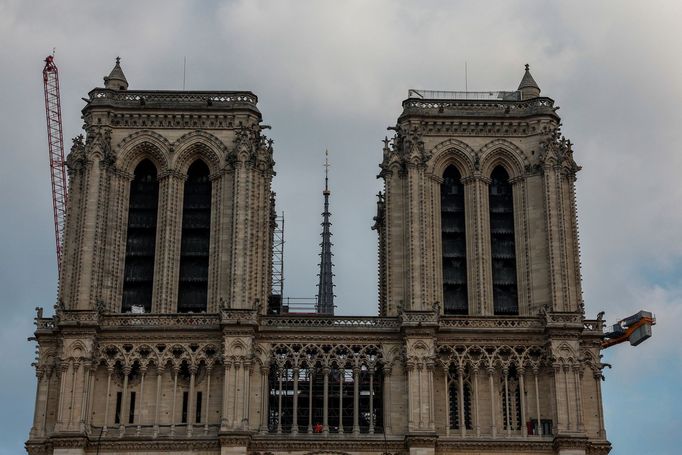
xmin=441 ymin=165 xmax=468 ymax=314
xmin=448 ymin=367 xmax=473 ymax=430
xmin=267 ymin=345 xmax=383 ymax=435
xmin=489 ymin=166 xmax=518 ymax=315
xmin=500 ymin=366 xmax=522 ymax=431
xmin=178 ymin=160 xmax=211 ymax=313
xmin=122 ymin=159 xmax=159 ymax=313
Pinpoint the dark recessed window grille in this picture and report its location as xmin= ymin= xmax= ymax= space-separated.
xmin=122 ymin=159 xmax=159 ymax=313
xmin=181 ymin=391 xmax=189 ymax=424
xmin=448 ymin=368 xmax=473 ymax=430
xmin=489 ymin=166 xmax=518 ymax=315
xmin=196 ymin=391 xmax=203 ymax=424
xmin=501 ymin=366 xmax=523 ymax=431
xmin=441 ymin=166 xmax=468 ymax=314
xmin=128 ymin=391 xmax=136 ymax=424
xmin=178 ymin=160 xmax=211 ymax=313
xmin=114 ymin=391 xmax=123 ymax=424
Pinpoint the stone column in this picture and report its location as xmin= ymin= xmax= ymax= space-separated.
xmin=383 ymin=367 xmax=392 ymax=434
xmin=323 ymin=366 xmax=330 ymax=435
xmin=533 ymin=368 xmax=542 ymax=436
xmin=291 ymin=367 xmax=299 ymax=435
xmin=338 ymin=367 xmax=344 ymax=434
xmin=473 ymin=367 xmax=480 ymax=437
xmin=458 ymin=366 xmax=465 ymax=437
xmin=170 ymin=367 xmax=178 ymax=437
xmin=427 ymin=361 xmax=435 ymax=431
xmin=594 ymin=371 xmax=605 ymax=439
xmin=563 ymin=364 xmax=572 ymax=431
xmin=462 ymin=176 xmax=492 ymax=314
xmin=502 ymin=367 xmax=504 ymax=437
xmin=519 ymin=368 xmax=527 ymax=437
xmin=220 ymin=360 xmax=232 ymax=431
xmin=55 ymin=361 xmax=69 ymax=431
xmin=243 ymin=362 xmax=251 ymax=430
xmin=187 ymin=366 xmax=196 ymax=436
xmin=307 ymin=369 xmax=314 ymax=434
xmin=153 ymin=365 xmax=163 ymax=437
xmin=352 ymin=366 xmax=360 ymax=435
xmin=260 ymin=365 xmax=269 ymax=434
xmin=205 ymin=366 xmax=212 ymax=435
xmin=30 ymin=368 xmax=45 ymax=437
xmin=443 ymin=365 xmax=450 ymax=436
xmin=102 ymin=367 xmax=113 ymax=435
xmin=276 ymin=367 xmax=283 ymax=434
xmin=573 ymin=365 xmax=584 ymax=432
xmin=369 ymin=367 xmax=375 ymax=435
xmin=120 ymin=366 xmax=130 ymax=435
xmin=135 ymin=367 xmax=145 ymax=435
xmin=488 ymin=367 xmax=496 ymax=438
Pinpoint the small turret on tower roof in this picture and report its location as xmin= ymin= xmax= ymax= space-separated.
xmin=518 ymin=63 xmax=540 ymax=99
xmin=104 ymin=56 xmax=128 ymax=90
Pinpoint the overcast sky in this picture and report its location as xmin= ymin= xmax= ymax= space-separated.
xmin=1 ymin=1 xmax=681 ymax=453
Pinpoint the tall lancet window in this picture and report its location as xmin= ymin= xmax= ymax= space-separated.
xmin=441 ymin=166 xmax=468 ymax=314
xmin=489 ymin=166 xmax=518 ymax=315
xmin=178 ymin=160 xmax=211 ymax=313
xmin=122 ymin=159 xmax=159 ymax=313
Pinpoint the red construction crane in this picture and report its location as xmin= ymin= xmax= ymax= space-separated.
xmin=42 ymin=55 xmax=68 ymax=274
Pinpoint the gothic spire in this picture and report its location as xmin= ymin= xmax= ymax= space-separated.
xmin=517 ymin=63 xmax=540 ymax=99
xmin=316 ymin=150 xmax=335 ymax=315
xmin=104 ymin=56 xmax=129 ymax=90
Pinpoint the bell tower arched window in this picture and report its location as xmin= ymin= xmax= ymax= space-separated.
xmin=178 ymin=160 xmax=211 ymax=313
xmin=122 ymin=159 xmax=159 ymax=313
xmin=489 ymin=166 xmax=518 ymax=315
xmin=441 ymin=165 xmax=468 ymax=314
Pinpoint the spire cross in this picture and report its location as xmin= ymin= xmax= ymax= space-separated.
xmin=116 ymin=56 xmax=121 ymax=65
xmin=324 ymin=149 xmax=330 ymax=193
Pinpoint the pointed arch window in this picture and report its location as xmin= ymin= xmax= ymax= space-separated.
xmin=178 ymin=160 xmax=211 ymax=313
xmin=122 ymin=159 xmax=159 ymax=312
xmin=441 ymin=166 xmax=468 ymax=314
xmin=489 ymin=166 xmax=518 ymax=315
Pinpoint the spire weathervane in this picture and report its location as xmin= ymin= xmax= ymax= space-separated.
xmin=316 ymin=149 xmax=335 ymax=315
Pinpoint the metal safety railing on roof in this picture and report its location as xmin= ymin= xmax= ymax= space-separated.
xmin=407 ymin=89 xmax=522 ymax=101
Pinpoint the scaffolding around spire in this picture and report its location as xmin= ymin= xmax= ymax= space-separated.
xmin=316 ymin=150 xmax=335 ymax=315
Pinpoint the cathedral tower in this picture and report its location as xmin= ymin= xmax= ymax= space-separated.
xmin=27 ymin=63 xmax=610 ymax=455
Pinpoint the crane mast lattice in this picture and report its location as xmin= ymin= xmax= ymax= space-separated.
xmin=42 ymin=55 xmax=68 ymax=274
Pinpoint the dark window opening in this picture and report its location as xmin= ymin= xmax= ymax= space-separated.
xmin=181 ymin=391 xmax=189 ymax=423
xmin=489 ymin=166 xmax=518 ymax=315
xmin=196 ymin=391 xmax=203 ymax=423
xmin=114 ymin=391 xmax=123 ymax=424
xmin=128 ymin=391 xmax=136 ymax=424
xmin=501 ymin=366 xmax=523 ymax=431
xmin=441 ymin=166 xmax=468 ymax=314
xmin=268 ymin=363 xmax=383 ymax=434
xmin=448 ymin=368 xmax=473 ymax=430
xmin=122 ymin=160 xmax=159 ymax=312
xmin=178 ymin=160 xmax=211 ymax=313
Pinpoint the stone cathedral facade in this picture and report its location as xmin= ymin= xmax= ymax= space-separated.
xmin=26 ymin=61 xmax=611 ymax=455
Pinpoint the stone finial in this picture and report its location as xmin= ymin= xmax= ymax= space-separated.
xmin=517 ymin=63 xmax=541 ymax=99
xmin=104 ymin=56 xmax=128 ymax=90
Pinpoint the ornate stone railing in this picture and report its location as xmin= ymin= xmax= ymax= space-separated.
xmin=402 ymin=96 xmax=557 ymax=118
xmin=35 ymin=317 xmax=56 ymax=330
xmin=99 ymin=313 xmax=221 ymax=329
xmin=260 ymin=316 xmax=400 ymax=330
xmin=439 ymin=316 xmax=543 ymax=330
xmin=87 ymin=89 xmax=259 ymax=109
xmin=582 ymin=318 xmax=605 ymax=334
